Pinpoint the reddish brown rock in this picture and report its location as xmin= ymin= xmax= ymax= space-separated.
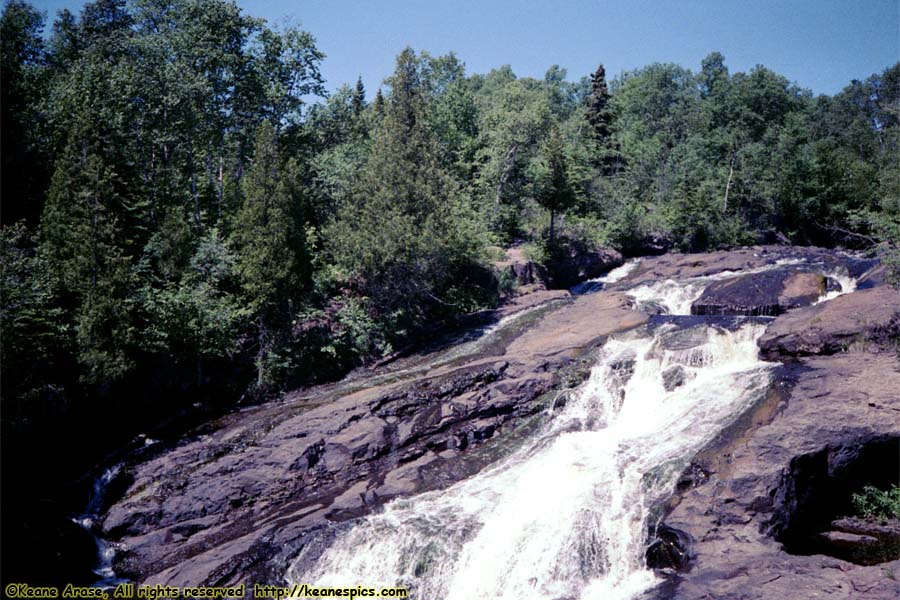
xmin=101 ymin=290 xmax=647 ymax=586
xmin=758 ymin=284 xmax=899 ymax=359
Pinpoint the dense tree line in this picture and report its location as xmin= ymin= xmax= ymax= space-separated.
xmin=2 ymin=0 xmax=898 ymax=429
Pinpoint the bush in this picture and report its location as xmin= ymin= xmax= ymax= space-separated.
xmin=852 ymin=485 xmax=900 ymax=520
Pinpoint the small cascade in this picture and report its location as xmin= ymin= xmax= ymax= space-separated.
xmin=626 ymin=258 xmax=809 ymax=315
xmin=814 ymin=267 xmax=857 ymax=304
xmin=571 ymin=259 xmax=642 ymax=295
xmin=287 ymin=322 xmax=774 ymax=600
xmin=73 ymin=464 xmax=127 ymax=585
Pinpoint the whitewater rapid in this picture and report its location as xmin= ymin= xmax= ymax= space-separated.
xmin=287 ymin=320 xmax=775 ymax=599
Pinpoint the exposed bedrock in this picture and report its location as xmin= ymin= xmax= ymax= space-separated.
xmin=758 ymin=283 xmax=899 ymax=359
xmin=101 ymin=289 xmax=647 ymax=585
xmin=653 ymin=272 xmax=900 ymax=599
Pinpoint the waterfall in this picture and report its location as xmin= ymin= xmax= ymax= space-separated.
xmin=287 ymin=321 xmax=774 ymax=600
xmin=814 ymin=267 xmax=857 ymax=304
xmin=571 ymin=259 xmax=642 ymax=295
xmin=73 ymin=464 xmax=127 ymax=585
xmin=626 ymin=258 xmax=806 ymax=315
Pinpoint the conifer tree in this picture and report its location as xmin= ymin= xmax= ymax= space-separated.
xmin=231 ymin=121 xmax=307 ymax=389
xmin=40 ymin=118 xmax=137 ymax=383
xmin=585 ymin=63 xmax=618 ymax=174
xmin=352 ymin=76 xmax=365 ymax=116
xmin=329 ymin=48 xmax=484 ymax=333
xmin=373 ymin=87 xmax=385 ymax=117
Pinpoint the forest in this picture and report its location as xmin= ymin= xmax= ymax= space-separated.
xmin=1 ymin=0 xmax=898 ymax=441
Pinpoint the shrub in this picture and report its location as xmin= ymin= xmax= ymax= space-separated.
xmin=851 ymin=484 xmax=900 ymax=520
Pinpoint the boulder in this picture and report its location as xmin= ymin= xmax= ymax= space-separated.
xmin=494 ymin=246 xmax=545 ymax=289
xmin=691 ymin=268 xmax=826 ymax=316
xmin=661 ymin=365 xmax=687 ymax=391
xmin=545 ymin=243 xmax=623 ymax=289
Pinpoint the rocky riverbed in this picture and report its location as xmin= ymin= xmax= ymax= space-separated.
xmin=96 ymin=246 xmax=899 ymax=598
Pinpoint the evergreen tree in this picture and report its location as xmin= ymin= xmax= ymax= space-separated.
xmin=329 ymin=48 xmax=486 ymax=344
xmin=373 ymin=87 xmax=385 ymax=117
xmin=230 ymin=121 xmax=308 ymax=389
xmin=585 ymin=63 xmax=618 ymax=173
xmin=39 ymin=117 xmax=137 ymax=383
xmin=352 ymin=75 xmax=366 ymax=115
xmin=1 ymin=0 xmax=49 ymax=225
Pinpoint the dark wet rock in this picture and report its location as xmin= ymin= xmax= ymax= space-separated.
xmin=545 ymin=242 xmax=623 ymax=289
xmin=676 ymin=462 xmax=711 ymax=491
xmin=691 ymin=268 xmax=826 ymax=316
xmin=758 ymin=284 xmax=899 ymax=360
xmin=662 ymin=366 xmax=687 ymax=392
xmin=656 ymin=326 xmax=712 ymax=351
xmin=646 ymin=524 xmax=694 ymax=572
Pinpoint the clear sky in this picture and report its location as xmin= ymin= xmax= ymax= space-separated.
xmin=31 ymin=0 xmax=900 ymax=97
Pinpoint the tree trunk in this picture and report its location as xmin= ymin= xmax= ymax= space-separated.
xmin=495 ymin=143 xmax=519 ymax=204
xmin=256 ymin=319 xmax=267 ymax=389
xmin=723 ymin=149 xmax=736 ymax=212
xmin=549 ymin=208 xmax=556 ymax=245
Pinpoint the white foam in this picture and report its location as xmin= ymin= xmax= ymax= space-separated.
xmin=287 ymin=323 xmax=774 ymax=600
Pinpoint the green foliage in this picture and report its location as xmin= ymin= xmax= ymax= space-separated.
xmin=327 ymin=48 xmax=490 ymax=347
xmin=1 ymin=0 xmax=51 ymax=225
xmin=2 ymin=0 xmax=897 ymax=414
xmin=534 ymin=126 xmax=575 ymax=242
xmin=0 ymin=223 xmax=68 ymax=407
xmin=231 ymin=121 xmax=310 ymax=389
xmin=852 ymin=485 xmax=900 ymax=520
xmin=142 ymin=228 xmax=242 ymax=369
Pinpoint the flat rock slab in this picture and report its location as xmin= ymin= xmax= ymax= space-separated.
xmin=758 ymin=284 xmax=899 ymax=359
xmin=619 ymin=246 xmax=876 ymax=290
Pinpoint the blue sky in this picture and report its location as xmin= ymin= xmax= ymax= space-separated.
xmin=32 ymin=0 xmax=900 ymax=96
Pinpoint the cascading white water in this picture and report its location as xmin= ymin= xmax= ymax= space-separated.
xmin=287 ymin=321 xmax=774 ymax=600
xmin=626 ymin=258 xmax=806 ymax=315
xmin=814 ymin=267 xmax=857 ymax=304
xmin=73 ymin=464 xmax=127 ymax=585
xmin=571 ymin=259 xmax=642 ymax=295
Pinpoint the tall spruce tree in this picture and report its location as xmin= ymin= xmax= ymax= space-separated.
xmin=40 ymin=116 xmax=137 ymax=383
xmin=352 ymin=76 xmax=365 ymax=115
xmin=373 ymin=87 xmax=385 ymax=117
xmin=585 ymin=63 xmax=618 ymax=174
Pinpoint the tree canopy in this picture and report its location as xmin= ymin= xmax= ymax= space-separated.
xmin=1 ymin=0 xmax=897 ymax=423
